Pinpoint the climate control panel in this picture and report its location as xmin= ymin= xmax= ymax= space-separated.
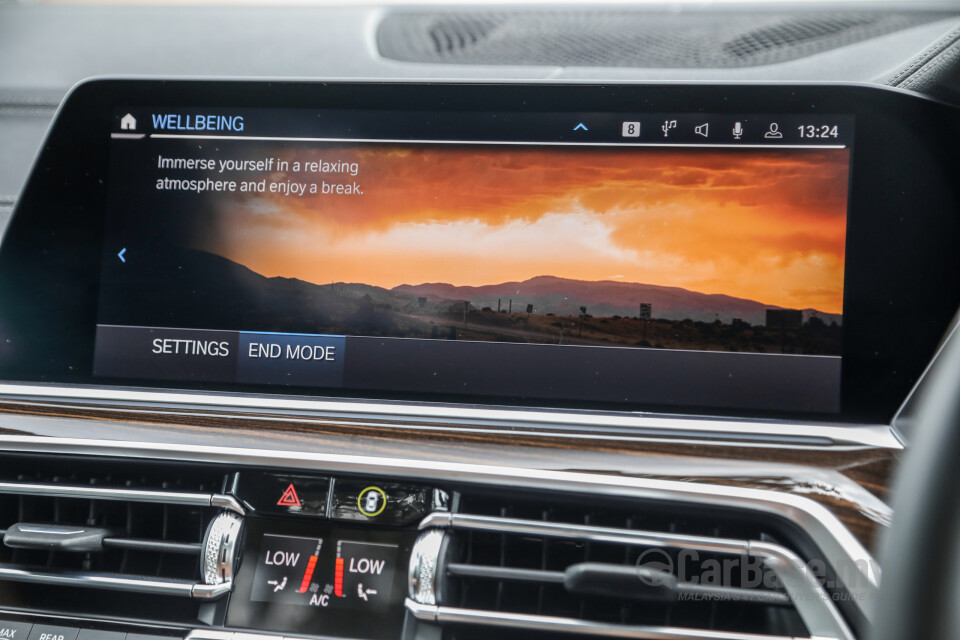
xmin=223 ymin=472 xmax=447 ymax=640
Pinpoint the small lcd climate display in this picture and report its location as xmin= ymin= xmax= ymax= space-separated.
xmin=93 ymin=107 xmax=851 ymax=415
xmin=228 ymin=523 xmax=414 ymax=640
xmin=250 ymin=534 xmax=398 ymax=609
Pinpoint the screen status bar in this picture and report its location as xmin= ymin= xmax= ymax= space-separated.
xmin=110 ymin=108 xmax=853 ymax=148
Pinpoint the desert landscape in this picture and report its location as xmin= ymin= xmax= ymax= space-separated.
xmin=103 ymin=245 xmax=841 ymax=355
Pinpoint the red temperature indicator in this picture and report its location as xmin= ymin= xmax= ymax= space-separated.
xmin=334 ymin=557 xmax=344 ymax=597
xmin=299 ymin=554 xmax=318 ymax=593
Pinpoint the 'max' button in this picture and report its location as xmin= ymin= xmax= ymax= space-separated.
xmin=0 ymin=621 xmax=33 ymax=640
xmin=27 ymin=625 xmax=80 ymax=640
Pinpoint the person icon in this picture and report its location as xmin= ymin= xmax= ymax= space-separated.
xmin=764 ymin=123 xmax=783 ymax=139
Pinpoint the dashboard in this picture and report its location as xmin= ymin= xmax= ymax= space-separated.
xmin=1 ymin=76 xmax=951 ymax=640
xmin=1 ymin=4 xmax=960 ymax=640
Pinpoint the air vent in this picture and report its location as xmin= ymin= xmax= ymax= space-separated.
xmin=0 ymin=457 xmax=242 ymax=622
xmin=378 ymin=11 xmax=955 ymax=68
xmin=407 ymin=494 xmax=857 ymax=640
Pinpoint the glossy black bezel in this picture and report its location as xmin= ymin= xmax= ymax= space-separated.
xmin=2 ymin=79 xmax=959 ymax=424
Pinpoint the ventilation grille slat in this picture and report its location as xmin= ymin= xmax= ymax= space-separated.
xmin=439 ymin=494 xmax=816 ymax=640
xmin=0 ymin=456 xmax=230 ymax=624
xmin=0 ymin=490 xmax=213 ymax=581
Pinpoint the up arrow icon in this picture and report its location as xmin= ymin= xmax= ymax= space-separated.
xmin=573 ymin=123 xmax=588 ymax=131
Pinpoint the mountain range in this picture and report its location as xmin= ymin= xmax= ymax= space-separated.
xmin=101 ymin=246 xmax=840 ymax=330
xmin=393 ymin=275 xmax=841 ymax=326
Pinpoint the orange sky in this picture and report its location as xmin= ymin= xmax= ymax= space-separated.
xmin=205 ymin=144 xmax=849 ymax=314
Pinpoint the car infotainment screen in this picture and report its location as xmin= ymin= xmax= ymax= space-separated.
xmin=5 ymin=81 xmax=960 ymax=422
xmin=91 ymin=106 xmax=852 ymax=414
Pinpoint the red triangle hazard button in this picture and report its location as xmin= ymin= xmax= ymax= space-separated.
xmin=277 ymin=483 xmax=302 ymax=507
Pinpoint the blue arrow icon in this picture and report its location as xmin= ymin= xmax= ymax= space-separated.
xmin=573 ymin=123 xmax=588 ymax=131
xmin=118 ymin=248 xmax=126 ymax=263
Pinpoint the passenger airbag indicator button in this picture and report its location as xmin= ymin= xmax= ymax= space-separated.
xmin=357 ymin=486 xmax=387 ymax=517
xmin=331 ymin=481 xmax=433 ymax=525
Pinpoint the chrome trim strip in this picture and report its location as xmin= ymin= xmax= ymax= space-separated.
xmin=0 ymin=566 xmax=232 ymax=600
xmin=0 ymin=481 xmax=245 ymax=516
xmin=0 ymin=566 xmax=196 ymax=597
xmin=422 ymin=513 xmax=750 ymax=553
xmin=749 ymin=541 xmax=852 ymax=640
xmin=405 ymin=599 xmax=821 ymax=640
xmin=15 ymin=526 xmax=85 ymax=535
xmin=0 ymin=382 xmax=901 ymax=449
xmin=210 ymin=494 xmax=247 ymax=515
xmin=231 ymin=633 xmax=284 ymax=640
xmin=421 ymin=514 xmax=855 ymax=640
xmin=191 ymin=583 xmax=234 ymax=599
xmin=0 ymin=434 xmax=879 ymax=622
xmin=186 ymin=630 xmax=236 ymax=640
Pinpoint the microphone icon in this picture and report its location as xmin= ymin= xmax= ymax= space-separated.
xmin=732 ymin=122 xmax=743 ymax=140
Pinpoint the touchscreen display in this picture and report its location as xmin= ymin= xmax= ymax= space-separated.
xmin=93 ymin=108 xmax=852 ymax=414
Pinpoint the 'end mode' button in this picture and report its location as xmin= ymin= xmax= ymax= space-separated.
xmin=237 ymin=332 xmax=346 ymax=388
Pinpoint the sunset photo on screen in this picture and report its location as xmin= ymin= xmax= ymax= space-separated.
xmin=130 ymin=144 xmax=850 ymax=355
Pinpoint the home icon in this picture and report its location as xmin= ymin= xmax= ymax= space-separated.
xmin=120 ymin=113 xmax=137 ymax=131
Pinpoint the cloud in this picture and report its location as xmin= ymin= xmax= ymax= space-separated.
xmin=206 ymin=144 xmax=849 ymax=313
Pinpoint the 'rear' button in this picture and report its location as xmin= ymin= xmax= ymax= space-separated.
xmin=27 ymin=626 xmax=79 ymax=640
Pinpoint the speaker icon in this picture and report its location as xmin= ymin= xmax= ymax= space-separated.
xmin=694 ymin=123 xmax=709 ymax=138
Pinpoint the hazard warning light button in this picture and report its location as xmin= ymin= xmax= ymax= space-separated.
xmin=232 ymin=472 xmax=331 ymax=517
xmin=277 ymin=483 xmax=301 ymax=507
